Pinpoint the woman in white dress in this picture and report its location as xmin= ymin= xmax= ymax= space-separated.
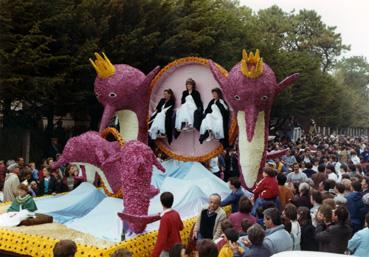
xmin=199 ymin=88 xmax=230 ymax=147
xmin=148 ymin=89 xmax=175 ymax=144
xmin=175 ymin=78 xmax=203 ymax=132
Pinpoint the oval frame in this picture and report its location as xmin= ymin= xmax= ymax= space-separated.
xmin=149 ymin=57 xmax=238 ymax=162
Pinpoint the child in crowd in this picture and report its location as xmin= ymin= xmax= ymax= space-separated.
xmin=239 ymin=219 xmax=253 ymax=237
xmin=214 ymin=219 xmax=234 ymax=251
xmin=231 ymin=224 xmax=271 ymax=257
xmin=8 ymin=184 xmax=37 ymax=212
xmin=218 ymin=228 xmax=243 ymax=257
xmin=151 ymin=192 xmax=183 ymax=257
xmin=251 ymin=167 xmax=279 ymax=215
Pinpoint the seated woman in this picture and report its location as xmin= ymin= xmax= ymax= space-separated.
xmin=8 ymin=184 xmax=37 ymax=212
xmin=63 ymin=164 xmax=78 ymax=191
xmin=38 ymin=167 xmax=57 ymax=195
xmin=175 ymin=78 xmax=203 ymax=132
xmin=148 ymin=89 xmax=175 ymax=144
xmin=199 ymin=88 xmax=229 ymax=147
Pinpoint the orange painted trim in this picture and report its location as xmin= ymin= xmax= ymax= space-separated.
xmin=101 ymin=127 xmax=125 ymax=147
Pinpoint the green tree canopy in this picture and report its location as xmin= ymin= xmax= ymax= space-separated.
xmin=0 ymin=0 xmax=368 ymax=130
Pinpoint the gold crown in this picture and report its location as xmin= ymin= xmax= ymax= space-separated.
xmin=89 ymin=52 xmax=116 ymax=79
xmin=241 ymin=49 xmax=264 ymax=79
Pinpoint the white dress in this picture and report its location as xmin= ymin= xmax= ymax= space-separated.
xmin=291 ymin=220 xmax=301 ymax=250
xmin=148 ymin=104 xmax=171 ymax=140
xmin=175 ymin=95 xmax=197 ymax=130
xmin=200 ymin=100 xmax=227 ymax=140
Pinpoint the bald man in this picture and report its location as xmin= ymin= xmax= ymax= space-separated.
xmin=193 ymin=194 xmax=227 ymax=241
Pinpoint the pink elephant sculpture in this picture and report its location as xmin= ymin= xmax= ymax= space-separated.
xmin=52 ymin=131 xmax=122 ymax=194
xmin=53 ymin=131 xmax=165 ymax=233
xmin=90 ymin=53 xmax=160 ymax=144
xmin=209 ymin=50 xmax=299 ymax=188
xmin=109 ymin=140 xmax=165 ymax=233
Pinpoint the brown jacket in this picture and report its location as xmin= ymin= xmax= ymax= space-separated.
xmin=278 ymin=185 xmax=294 ymax=210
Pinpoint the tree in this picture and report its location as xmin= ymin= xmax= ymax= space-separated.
xmin=1 ymin=0 xmax=367 ymax=132
xmin=336 ymin=56 xmax=369 ymax=91
xmin=286 ymin=9 xmax=350 ymax=72
xmin=333 ymin=56 xmax=369 ymax=127
xmin=0 ymin=0 xmax=110 ymax=129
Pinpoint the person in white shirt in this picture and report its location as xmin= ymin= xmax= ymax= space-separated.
xmin=287 ymin=163 xmax=308 ymax=184
xmin=350 ymin=151 xmax=361 ymax=166
xmin=312 ymin=159 xmax=319 ymax=172
xmin=329 ymin=155 xmax=342 ymax=179
xmin=283 ymin=203 xmax=301 ymax=250
xmin=208 ymin=157 xmax=221 ymax=178
xmin=326 ymin=164 xmax=338 ymax=182
xmin=310 ymin=190 xmax=323 ymax=227
xmin=334 ymin=183 xmax=347 ymax=205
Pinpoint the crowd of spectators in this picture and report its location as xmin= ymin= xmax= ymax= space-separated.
xmin=0 ymin=156 xmax=87 ymax=202
xmin=163 ymin=133 xmax=369 ymax=257
xmin=1 ymin=133 xmax=369 ymax=257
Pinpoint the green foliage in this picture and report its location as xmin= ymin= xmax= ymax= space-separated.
xmin=333 ymin=57 xmax=369 ymax=127
xmin=0 ymin=0 xmax=368 ymax=129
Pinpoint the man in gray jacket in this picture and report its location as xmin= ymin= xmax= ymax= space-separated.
xmin=3 ymin=160 xmax=20 ymax=202
xmin=263 ymin=208 xmax=293 ymax=254
xmin=192 ymin=193 xmax=227 ymax=240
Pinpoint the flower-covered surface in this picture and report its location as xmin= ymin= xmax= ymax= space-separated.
xmin=0 ymin=206 xmax=231 ymax=257
xmin=91 ymin=53 xmax=160 ymax=143
xmin=52 ymin=131 xmax=122 ymax=195
xmin=150 ymin=56 xmax=238 ymax=162
xmin=209 ymin=49 xmax=299 ymax=188
xmin=110 ymin=140 xmax=165 ymax=233
xmin=53 ymin=128 xmax=165 ymax=233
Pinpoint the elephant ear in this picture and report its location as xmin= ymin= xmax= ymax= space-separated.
xmin=209 ymin=60 xmax=228 ymax=90
xmin=142 ymin=66 xmax=160 ymax=91
xmin=276 ymin=73 xmax=299 ymax=94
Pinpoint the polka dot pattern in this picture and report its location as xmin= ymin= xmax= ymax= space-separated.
xmin=0 ymin=207 xmax=231 ymax=256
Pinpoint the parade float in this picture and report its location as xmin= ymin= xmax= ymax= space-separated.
xmin=0 ymin=50 xmax=298 ymax=257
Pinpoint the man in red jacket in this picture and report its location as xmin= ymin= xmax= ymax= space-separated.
xmin=151 ymin=192 xmax=184 ymax=257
